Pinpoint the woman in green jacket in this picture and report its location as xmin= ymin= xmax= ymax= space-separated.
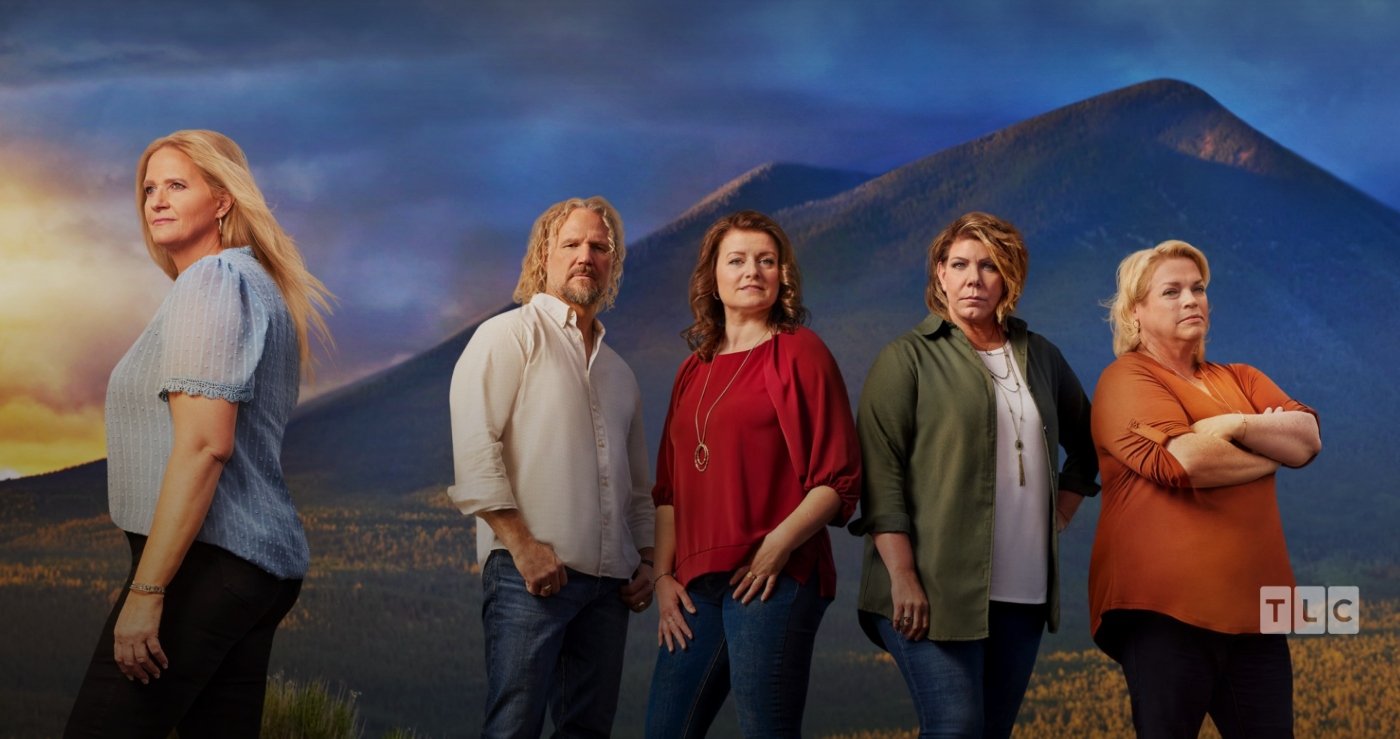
xmin=850 ymin=211 xmax=1099 ymax=738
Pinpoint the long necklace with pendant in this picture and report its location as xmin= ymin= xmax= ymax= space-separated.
xmin=693 ymin=334 xmax=766 ymax=472
xmin=981 ymin=345 xmax=1027 ymax=485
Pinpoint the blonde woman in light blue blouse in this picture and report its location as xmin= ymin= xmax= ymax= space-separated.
xmin=65 ymin=130 xmax=333 ymax=739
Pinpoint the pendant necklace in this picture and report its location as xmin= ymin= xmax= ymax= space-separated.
xmin=693 ymin=332 xmax=767 ymax=472
xmin=981 ymin=345 xmax=1027 ymax=485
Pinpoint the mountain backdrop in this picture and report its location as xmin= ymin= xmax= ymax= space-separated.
xmin=3 ymin=79 xmax=1397 ymax=737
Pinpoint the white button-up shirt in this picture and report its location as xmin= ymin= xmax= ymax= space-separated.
xmin=448 ymin=293 xmax=654 ymax=579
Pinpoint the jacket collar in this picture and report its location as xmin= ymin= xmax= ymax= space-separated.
xmin=916 ymin=313 xmax=1028 ymax=342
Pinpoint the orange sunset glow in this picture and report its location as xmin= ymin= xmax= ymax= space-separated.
xmin=0 ymin=142 xmax=167 ymax=477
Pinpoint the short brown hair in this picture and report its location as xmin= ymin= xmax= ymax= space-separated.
xmin=925 ymin=211 xmax=1028 ymax=324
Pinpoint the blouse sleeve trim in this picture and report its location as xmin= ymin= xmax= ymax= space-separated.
xmin=160 ymin=378 xmax=252 ymax=404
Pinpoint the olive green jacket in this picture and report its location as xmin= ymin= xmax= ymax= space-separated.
xmin=850 ymin=315 xmax=1099 ymax=643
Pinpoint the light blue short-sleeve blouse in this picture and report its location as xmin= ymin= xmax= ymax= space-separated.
xmin=106 ymin=246 xmax=309 ymax=579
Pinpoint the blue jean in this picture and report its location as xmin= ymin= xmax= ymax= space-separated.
xmin=480 ymin=550 xmax=630 ymax=739
xmin=645 ymin=571 xmax=831 ymax=738
xmin=876 ymin=601 xmax=1045 ymax=739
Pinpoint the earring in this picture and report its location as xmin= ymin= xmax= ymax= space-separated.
xmin=218 ymin=216 xmax=225 ymax=235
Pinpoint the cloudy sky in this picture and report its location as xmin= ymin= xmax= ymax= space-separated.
xmin=1 ymin=0 xmax=1396 ymax=477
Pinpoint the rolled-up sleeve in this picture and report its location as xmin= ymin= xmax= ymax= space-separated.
xmin=850 ymin=341 xmax=916 ymax=536
xmin=447 ymin=319 xmax=526 ymax=516
xmin=1091 ymin=361 xmax=1193 ymax=489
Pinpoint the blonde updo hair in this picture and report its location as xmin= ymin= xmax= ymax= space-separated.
xmin=1106 ymin=239 xmax=1211 ymax=363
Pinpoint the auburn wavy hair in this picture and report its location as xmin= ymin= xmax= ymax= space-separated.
xmin=136 ymin=130 xmax=334 ymax=376
xmin=683 ymin=210 xmax=808 ymax=361
xmin=924 ymin=211 xmax=1028 ymax=326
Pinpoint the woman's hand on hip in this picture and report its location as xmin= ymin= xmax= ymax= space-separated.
xmin=888 ymin=568 xmax=929 ymax=641
xmin=113 ymin=593 xmax=168 ymax=684
xmin=730 ymin=533 xmax=793 ymax=605
xmin=655 ymin=575 xmax=697 ymax=653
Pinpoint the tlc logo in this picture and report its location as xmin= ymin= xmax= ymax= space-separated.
xmin=1259 ymin=586 xmax=1360 ymax=635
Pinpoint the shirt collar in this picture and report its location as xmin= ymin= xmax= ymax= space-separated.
xmin=530 ymin=292 xmax=607 ymax=342
xmin=916 ymin=313 xmax=1028 ymax=340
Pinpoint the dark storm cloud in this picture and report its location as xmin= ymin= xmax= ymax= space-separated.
xmin=4 ymin=0 xmax=1395 ymax=402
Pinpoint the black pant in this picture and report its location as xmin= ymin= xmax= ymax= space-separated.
xmin=1108 ymin=610 xmax=1293 ymax=739
xmin=64 ymin=532 xmax=302 ymax=739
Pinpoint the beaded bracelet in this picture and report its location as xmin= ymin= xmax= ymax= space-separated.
xmin=128 ymin=582 xmax=167 ymax=595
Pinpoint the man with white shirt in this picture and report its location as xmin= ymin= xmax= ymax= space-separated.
xmin=448 ymin=196 xmax=655 ymax=738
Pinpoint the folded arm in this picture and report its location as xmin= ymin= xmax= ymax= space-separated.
xmin=1193 ymin=408 xmax=1320 ymax=468
xmin=1165 ymin=430 xmax=1279 ymax=487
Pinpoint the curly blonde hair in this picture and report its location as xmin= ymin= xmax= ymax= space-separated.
xmin=136 ymin=130 xmax=334 ymax=375
xmin=512 ymin=196 xmax=625 ymax=310
xmin=683 ymin=210 xmax=808 ymax=361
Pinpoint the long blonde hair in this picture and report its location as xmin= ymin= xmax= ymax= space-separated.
xmin=512 ymin=196 xmax=626 ymax=309
xmin=1106 ymin=240 xmax=1211 ymax=363
xmin=136 ymin=130 xmax=334 ymax=375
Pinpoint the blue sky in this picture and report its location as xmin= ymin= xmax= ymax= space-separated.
xmin=2 ymin=0 xmax=1396 ymax=474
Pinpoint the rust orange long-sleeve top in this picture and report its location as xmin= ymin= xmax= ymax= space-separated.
xmin=1088 ymin=352 xmax=1318 ymax=647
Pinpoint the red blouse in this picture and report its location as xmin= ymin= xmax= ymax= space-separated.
xmin=652 ymin=326 xmax=861 ymax=598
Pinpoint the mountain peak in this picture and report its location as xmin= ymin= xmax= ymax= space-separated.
xmin=666 ymin=162 xmax=871 ymax=232
xmin=1023 ymin=78 xmax=1309 ymax=179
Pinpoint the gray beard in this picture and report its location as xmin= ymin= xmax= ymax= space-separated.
xmin=557 ymin=278 xmax=603 ymax=308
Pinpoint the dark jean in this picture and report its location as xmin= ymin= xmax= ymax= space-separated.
xmin=480 ymin=549 xmax=630 ymax=739
xmin=64 ymin=532 xmax=302 ymax=739
xmin=1108 ymin=610 xmax=1294 ymax=739
xmin=645 ymin=570 xmax=831 ymax=738
xmin=876 ymin=600 xmax=1045 ymax=739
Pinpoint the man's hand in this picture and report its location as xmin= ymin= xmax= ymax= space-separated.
xmin=511 ymin=538 xmax=568 ymax=597
xmin=619 ymin=561 xmax=654 ymax=613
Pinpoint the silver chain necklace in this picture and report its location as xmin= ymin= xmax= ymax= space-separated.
xmin=981 ymin=344 xmax=1026 ymax=486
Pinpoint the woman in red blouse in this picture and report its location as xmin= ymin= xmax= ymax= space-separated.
xmin=645 ymin=210 xmax=861 ymax=737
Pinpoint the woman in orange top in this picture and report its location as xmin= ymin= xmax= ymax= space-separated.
xmin=1088 ymin=240 xmax=1321 ymax=738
